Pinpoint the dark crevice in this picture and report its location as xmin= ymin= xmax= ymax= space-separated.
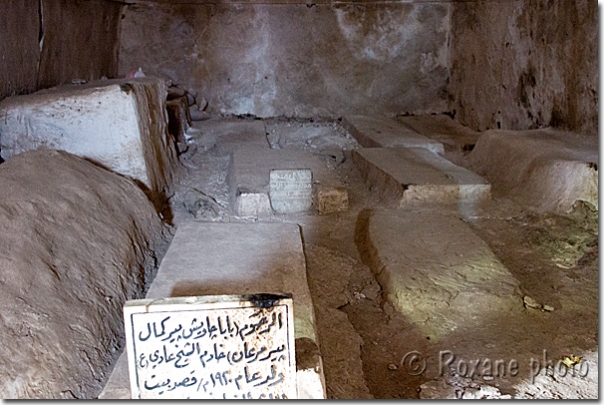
xmin=37 ymin=0 xmax=44 ymax=45
xmin=35 ymin=0 xmax=44 ymax=90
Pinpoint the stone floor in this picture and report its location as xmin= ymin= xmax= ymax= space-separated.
xmin=102 ymin=114 xmax=598 ymax=399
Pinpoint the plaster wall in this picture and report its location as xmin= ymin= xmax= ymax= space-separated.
xmin=118 ymin=1 xmax=452 ymax=118
xmin=448 ymin=0 xmax=598 ymax=137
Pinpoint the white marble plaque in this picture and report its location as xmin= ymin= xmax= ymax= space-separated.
xmin=124 ymin=294 xmax=297 ymax=399
xmin=269 ymin=169 xmax=313 ymax=213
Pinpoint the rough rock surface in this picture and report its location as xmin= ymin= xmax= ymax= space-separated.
xmin=1 ymin=0 xmax=123 ymax=101
xmin=304 ymin=245 xmax=373 ymax=399
xmin=0 ymin=149 xmax=168 ymax=399
xmin=448 ymin=0 xmax=597 ymax=137
xmin=118 ymin=2 xmax=450 ymax=117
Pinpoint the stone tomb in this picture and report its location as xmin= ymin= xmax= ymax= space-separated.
xmin=124 ymin=294 xmax=297 ymax=399
xmin=100 ymin=221 xmax=326 ymax=400
xmin=230 ymin=147 xmax=348 ymax=216
xmin=0 ymin=77 xmax=179 ymax=205
xmin=269 ymin=169 xmax=313 ymax=213
xmin=192 ymin=117 xmax=270 ymax=152
xmin=341 ymin=115 xmax=445 ymax=155
xmin=352 ymin=147 xmax=491 ymax=207
xmin=466 ymin=128 xmax=598 ymax=214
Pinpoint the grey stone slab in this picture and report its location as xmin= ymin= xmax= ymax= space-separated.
xmin=229 ymin=146 xmax=348 ymax=216
xmin=236 ymin=192 xmax=272 ymax=217
xmin=119 ymin=3 xmax=451 ymax=118
xmin=396 ymin=114 xmax=481 ymax=149
xmin=269 ymin=169 xmax=313 ymax=213
xmin=124 ymin=294 xmax=296 ymax=399
xmin=265 ymin=121 xmax=360 ymax=151
xmin=342 ymin=115 xmax=444 ymax=155
xmin=100 ymin=221 xmax=325 ymax=399
xmin=352 ymin=147 xmax=491 ymax=206
xmin=192 ymin=118 xmax=269 ymax=151
xmin=359 ymin=209 xmax=523 ymax=340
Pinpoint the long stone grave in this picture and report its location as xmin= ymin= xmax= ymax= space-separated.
xmin=229 ymin=146 xmax=348 ymax=216
xmin=342 ymin=115 xmax=444 ymax=155
xmin=100 ymin=221 xmax=326 ymax=399
xmin=0 ymin=77 xmax=179 ymax=205
xmin=352 ymin=147 xmax=491 ymax=206
xmin=358 ymin=208 xmax=523 ymax=341
xmin=191 ymin=117 xmax=269 ymax=152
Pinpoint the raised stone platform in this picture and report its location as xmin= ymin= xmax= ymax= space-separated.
xmin=0 ymin=77 xmax=179 ymax=205
xmin=229 ymin=146 xmax=348 ymax=216
xmin=100 ymin=221 xmax=326 ymax=399
xmin=396 ymin=114 xmax=481 ymax=166
xmin=191 ymin=117 xmax=269 ymax=152
xmin=396 ymin=114 xmax=480 ymax=151
xmin=342 ymin=115 xmax=444 ymax=155
xmin=352 ymin=147 xmax=491 ymax=206
xmin=357 ymin=209 xmax=523 ymax=340
xmin=467 ymin=128 xmax=598 ymax=214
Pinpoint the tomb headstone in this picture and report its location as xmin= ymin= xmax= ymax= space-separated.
xmin=124 ymin=294 xmax=297 ymax=399
xmin=269 ymin=169 xmax=313 ymax=213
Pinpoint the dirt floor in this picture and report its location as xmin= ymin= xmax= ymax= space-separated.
xmin=166 ymin=117 xmax=598 ymax=399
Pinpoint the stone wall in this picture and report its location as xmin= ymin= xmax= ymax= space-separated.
xmin=448 ymin=0 xmax=598 ymax=137
xmin=0 ymin=0 xmax=123 ymax=101
xmin=118 ymin=1 xmax=451 ymax=118
xmin=3 ymin=0 xmax=596 ymax=135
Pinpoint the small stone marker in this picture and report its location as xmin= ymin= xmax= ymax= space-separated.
xmin=124 ymin=294 xmax=297 ymax=399
xmin=269 ymin=169 xmax=313 ymax=213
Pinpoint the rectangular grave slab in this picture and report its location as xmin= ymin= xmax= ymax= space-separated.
xmin=342 ymin=115 xmax=444 ymax=155
xmin=396 ymin=114 xmax=481 ymax=166
xmin=265 ymin=120 xmax=360 ymax=151
xmin=352 ymin=147 xmax=491 ymax=206
xmin=100 ymin=222 xmax=326 ymax=399
xmin=0 ymin=77 xmax=179 ymax=203
xmin=396 ymin=114 xmax=480 ymax=150
xmin=229 ymin=146 xmax=348 ymax=217
xmin=359 ymin=209 xmax=522 ymax=340
xmin=191 ymin=118 xmax=269 ymax=152
xmin=269 ymin=169 xmax=313 ymax=213
xmin=124 ymin=294 xmax=296 ymax=399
